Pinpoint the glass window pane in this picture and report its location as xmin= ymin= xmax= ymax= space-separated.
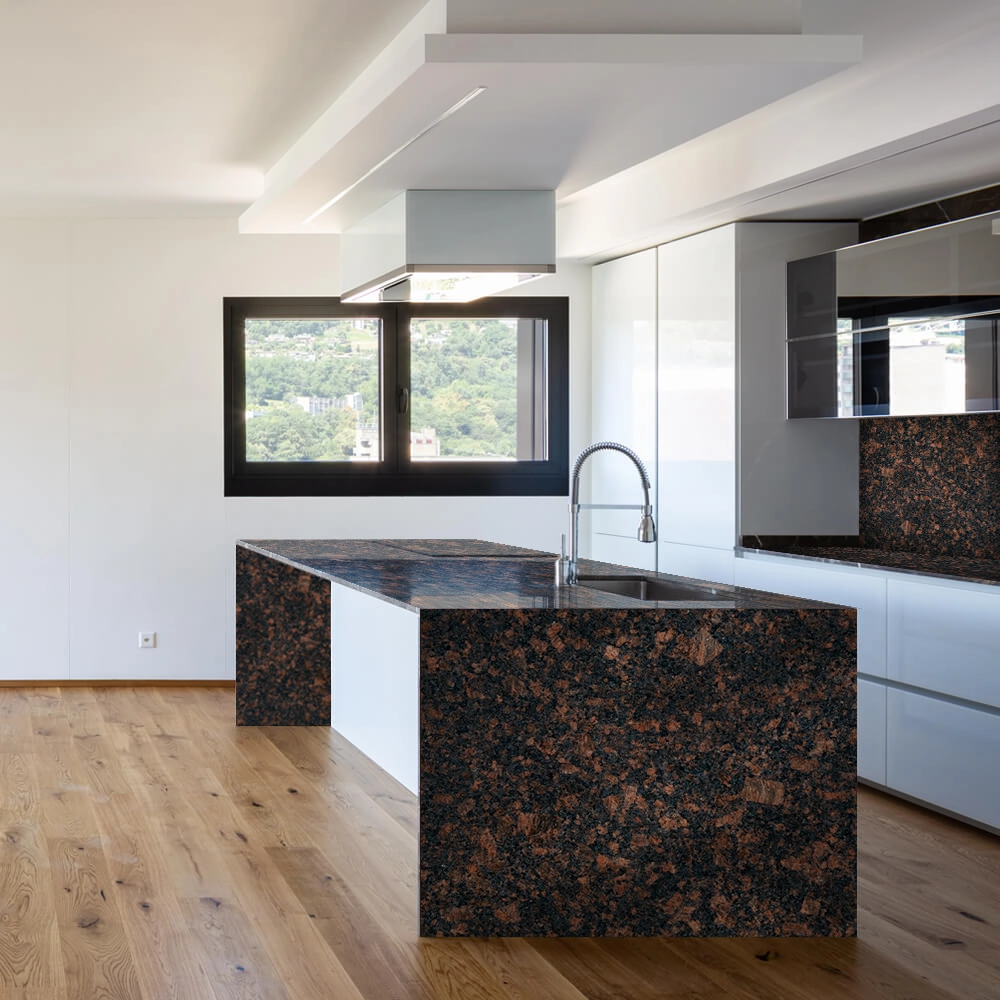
xmin=244 ymin=317 xmax=380 ymax=462
xmin=408 ymin=316 xmax=548 ymax=462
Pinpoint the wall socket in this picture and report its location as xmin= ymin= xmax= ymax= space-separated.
xmin=138 ymin=632 xmax=157 ymax=649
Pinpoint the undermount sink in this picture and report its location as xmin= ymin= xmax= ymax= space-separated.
xmin=576 ymin=574 xmax=723 ymax=602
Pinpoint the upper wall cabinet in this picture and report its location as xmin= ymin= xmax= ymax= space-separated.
xmin=787 ymin=213 xmax=1000 ymax=418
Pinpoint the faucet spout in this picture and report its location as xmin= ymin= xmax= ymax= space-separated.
xmin=564 ymin=441 xmax=656 ymax=585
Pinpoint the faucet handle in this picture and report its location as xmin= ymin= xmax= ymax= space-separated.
xmin=555 ymin=533 xmax=571 ymax=586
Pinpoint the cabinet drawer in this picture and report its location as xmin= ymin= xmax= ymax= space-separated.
xmin=887 ymin=688 xmax=1000 ymax=831
xmin=858 ymin=678 xmax=886 ymax=785
xmin=735 ymin=555 xmax=886 ymax=677
xmin=887 ymin=577 xmax=1000 ymax=709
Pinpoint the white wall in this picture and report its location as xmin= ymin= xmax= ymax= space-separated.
xmin=0 ymin=219 xmax=590 ymax=681
xmin=0 ymin=223 xmax=72 ymax=680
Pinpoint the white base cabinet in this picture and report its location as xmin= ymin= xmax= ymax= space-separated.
xmin=331 ymin=583 xmax=420 ymax=795
xmin=736 ymin=551 xmax=1000 ymax=832
xmin=887 ymin=688 xmax=1000 ymax=831
xmin=857 ymin=678 xmax=887 ymax=785
xmin=887 ymin=576 xmax=1000 ymax=710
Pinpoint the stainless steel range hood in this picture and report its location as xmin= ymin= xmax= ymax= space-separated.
xmin=339 ymin=190 xmax=555 ymax=303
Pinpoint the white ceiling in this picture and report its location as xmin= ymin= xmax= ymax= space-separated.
xmin=0 ymin=0 xmax=427 ymax=215
xmin=1 ymin=0 xmax=999 ymax=259
xmin=238 ymin=30 xmax=861 ymax=235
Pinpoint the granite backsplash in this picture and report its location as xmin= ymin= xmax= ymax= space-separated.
xmin=859 ymin=412 xmax=1000 ymax=560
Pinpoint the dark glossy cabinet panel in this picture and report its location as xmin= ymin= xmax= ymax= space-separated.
xmin=787 ymin=334 xmax=841 ymax=419
xmin=787 ymin=213 xmax=1000 ymax=418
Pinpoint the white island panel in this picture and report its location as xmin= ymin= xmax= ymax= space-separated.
xmin=331 ymin=582 xmax=420 ymax=794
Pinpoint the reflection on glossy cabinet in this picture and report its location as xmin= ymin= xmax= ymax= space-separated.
xmin=887 ymin=577 xmax=1000 ymax=710
xmin=590 ymin=249 xmax=657 ymax=571
xmin=657 ymin=227 xmax=736 ymax=555
xmin=887 ymin=687 xmax=1000 ymax=831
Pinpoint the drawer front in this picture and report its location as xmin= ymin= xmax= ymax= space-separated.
xmin=735 ymin=555 xmax=886 ymax=677
xmin=858 ymin=678 xmax=886 ymax=785
xmin=887 ymin=577 xmax=1000 ymax=709
xmin=887 ymin=688 xmax=1000 ymax=831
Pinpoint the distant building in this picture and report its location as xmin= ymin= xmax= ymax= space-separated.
xmin=295 ymin=393 xmax=363 ymax=415
xmin=410 ymin=427 xmax=440 ymax=458
xmin=355 ymin=422 xmax=379 ymax=459
xmin=353 ymin=424 xmax=438 ymax=459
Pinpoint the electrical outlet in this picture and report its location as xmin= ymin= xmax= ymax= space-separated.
xmin=138 ymin=632 xmax=156 ymax=649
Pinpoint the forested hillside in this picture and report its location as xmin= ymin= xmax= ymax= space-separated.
xmin=243 ymin=317 xmax=519 ymax=461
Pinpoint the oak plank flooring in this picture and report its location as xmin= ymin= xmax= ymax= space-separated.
xmin=0 ymin=752 xmax=66 ymax=1000
xmin=0 ymin=685 xmax=996 ymax=1000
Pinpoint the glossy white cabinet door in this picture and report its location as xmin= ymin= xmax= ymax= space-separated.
xmin=591 ymin=532 xmax=657 ymax=572
xmin=734 ymin=554 xmax=887 ymax=677
xmin=590 ymin=249 xmax=657 ymax=571
xmin=658 ymin=541 xmax=735 ymax=586
xmin=887 ymin=577 xmax=1000 ymax=710
xmin=657 ymin=227 xmax=737 ymax=554
xmin=887 ymin=688 xmax=1000 ymax=831
xmin=331 ymin=583 xmax=420 ymax=794
xmin=858 ymin=678 xmax=887 ymax=785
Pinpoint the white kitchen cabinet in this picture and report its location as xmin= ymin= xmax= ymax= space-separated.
xmin=734 ymin=552 xmax=887 ymax=678
xmin=887 ymin=687 xmax=1000 ymax=831
xmin=858 ymin=678 xmax=887 ymax=785
xmin=591 ymin=223 xmax=859 ymax=575
xmin=331 ymin=582 xmax=420 ymax=794
xmin=658 ymin=541 xmax=735 ymax=586
xmin=590 ymin=249 xmax=658 ymax=571
xmin=657 ymin=227 xmax=737 ymax=556
xmin=887 ymin=576 xmax=1000 ymax=710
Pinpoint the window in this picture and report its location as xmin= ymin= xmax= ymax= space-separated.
xmin=224 ymin=297 xmax=569 ymax=496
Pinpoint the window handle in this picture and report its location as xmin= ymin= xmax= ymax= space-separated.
xmin=397 ymin=386 xmax=409 ymax=414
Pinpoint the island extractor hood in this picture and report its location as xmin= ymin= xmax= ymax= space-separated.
xmin=339 ymin=190 xmax=555 ymax=303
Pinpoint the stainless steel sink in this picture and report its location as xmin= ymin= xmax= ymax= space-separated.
xmin=576 ymin=574 xmax=723 ymax=602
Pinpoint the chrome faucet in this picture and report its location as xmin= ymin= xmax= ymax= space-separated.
xmin=559 ymin=441 xmax=656 ymax=585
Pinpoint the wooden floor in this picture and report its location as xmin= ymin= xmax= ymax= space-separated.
xmin=0 ymin=687 xmax=997 ymax=1000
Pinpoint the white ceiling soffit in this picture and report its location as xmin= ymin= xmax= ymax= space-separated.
xmin=238 ymin=18 xmax=862 ymax=234
xmin=0 ymin=0 xmax=431 ymax=218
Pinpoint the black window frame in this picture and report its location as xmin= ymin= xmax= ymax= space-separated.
xmin=224 ymin=296 xmax=569 ymax=497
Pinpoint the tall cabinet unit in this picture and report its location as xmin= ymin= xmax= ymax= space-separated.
xmin=592 ymin=222 xmax=859 ymax=585
xmin=654 ymin=221 xmax=859 ymax=584
xmin=657 ymin=227 xmax=738 ymax=583
xmin=590 ymin=249 xmax=658 ymax=570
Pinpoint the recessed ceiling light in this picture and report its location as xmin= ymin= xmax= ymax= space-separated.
xmin=303 ymin=86 xmax=488 ymax=226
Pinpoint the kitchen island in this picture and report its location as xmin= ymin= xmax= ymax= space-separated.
xmin=236 ymin=539 xmax=857 ymax=938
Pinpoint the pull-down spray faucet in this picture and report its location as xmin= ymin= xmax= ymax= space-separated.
xmin=558 ymin=442 xmax=656 ymax=585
